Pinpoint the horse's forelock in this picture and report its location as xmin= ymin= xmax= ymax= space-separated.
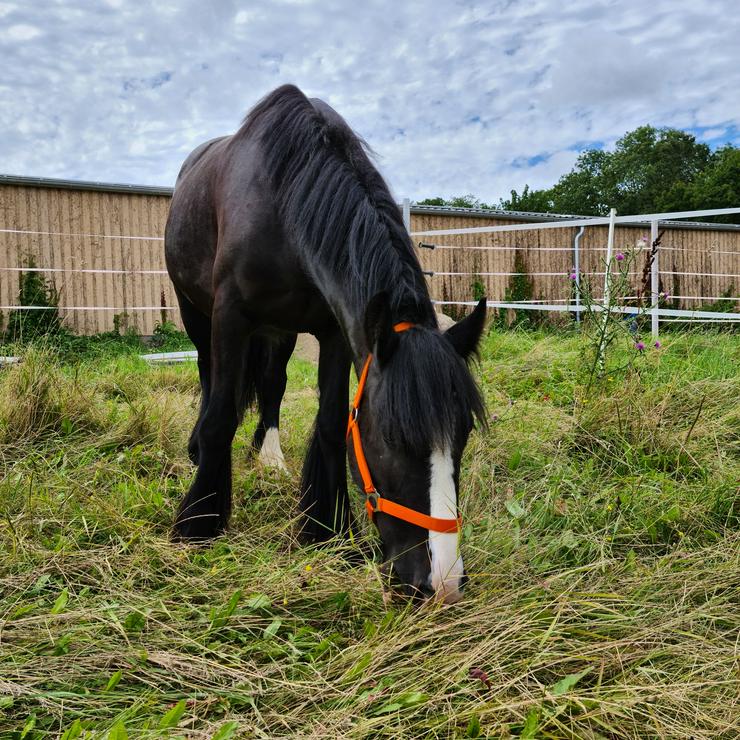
xmin=370 ymin=328 xmax=486 ymax=456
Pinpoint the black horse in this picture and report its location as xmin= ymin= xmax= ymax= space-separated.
xmin=165 ymin=85 xmax=486 ymax=603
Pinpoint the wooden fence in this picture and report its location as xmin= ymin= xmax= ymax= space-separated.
xmin=1 ymin=177 xmax=738 ymax=334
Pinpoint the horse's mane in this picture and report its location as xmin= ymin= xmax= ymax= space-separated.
xmin=240 ymin=85 xmax=485 ymax=451
xmin=239 ymin=84 xmax=435 ymax=324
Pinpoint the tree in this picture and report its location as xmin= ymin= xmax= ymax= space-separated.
xmin=417 ymin=194 xmax=486 ymax=209
xmin=423 ymin=125 xmax=737 ymax=219
xmin=661 ymin=145 xmax=740 ymax=222
xmin=549 ymin=149 xmax=611 ymax=215
xmin=607 ymin=126 xmax=710 ymax=214
xmin=501 ymin=184 xmax=554 ymax=213
xmin=499 ymin=126 xmax=728 ymax=217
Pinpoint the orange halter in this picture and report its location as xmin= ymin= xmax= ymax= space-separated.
xmin=346 ymin=322 xmax=462 ymax=533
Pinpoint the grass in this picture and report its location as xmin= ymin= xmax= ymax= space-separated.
xmin=0 ymin=328 xmax=738 ymax=738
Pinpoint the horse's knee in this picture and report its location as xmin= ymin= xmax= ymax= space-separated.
xmin=197 ymin=409 xmax=239 ymax=452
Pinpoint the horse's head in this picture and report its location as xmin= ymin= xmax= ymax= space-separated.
xmin=349 ymin=294 xmax=486 ymax=604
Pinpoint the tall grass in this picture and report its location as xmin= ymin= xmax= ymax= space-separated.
xmin=0 ymin=329 xmax=738 ymax=738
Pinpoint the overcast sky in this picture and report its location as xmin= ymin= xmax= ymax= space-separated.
xmin=1 ymin=0 xmax=738 ymax=204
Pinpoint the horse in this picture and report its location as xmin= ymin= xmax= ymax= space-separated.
xmin=164 ymin=84 xmax=486 ymax=603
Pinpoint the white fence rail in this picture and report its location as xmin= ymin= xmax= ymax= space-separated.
xmin=412 ymin=205 xmax=740 ymax=338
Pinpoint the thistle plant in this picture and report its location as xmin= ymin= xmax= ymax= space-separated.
xmin=573 ymin=232 xmax=666 ymax=391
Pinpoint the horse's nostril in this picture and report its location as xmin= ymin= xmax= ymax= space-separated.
xmin=460 ymin=573 xmax=469 ymax=590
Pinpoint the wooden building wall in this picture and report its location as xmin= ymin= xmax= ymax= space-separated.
xmin=0 ymin=182 xmax=737 ymax=335
xmin=0 ymin=184 xmax=176 ymax=335
xmin=412 ymin=213 xmax=740 ymax=316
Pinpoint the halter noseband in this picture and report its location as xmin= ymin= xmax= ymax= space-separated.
xmin=346 ymin=322 xmax=462 ymax=534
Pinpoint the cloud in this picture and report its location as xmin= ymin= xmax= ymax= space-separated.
xmin=0 ymin=0 xmax=738 ymax=203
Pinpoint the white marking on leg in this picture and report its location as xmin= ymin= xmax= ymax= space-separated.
xmin=259 ymin=427 xmax=288 ymax=471
xmin=428 ymin=447 xmax=464 ymax=604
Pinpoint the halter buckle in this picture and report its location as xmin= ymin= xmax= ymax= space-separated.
xmin=366 ymin=491 xmax=379 ymax=513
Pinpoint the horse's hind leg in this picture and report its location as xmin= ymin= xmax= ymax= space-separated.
xmin=174 ymin=290 xmax=212 ymax=465
xmin=251 ymin=333 xmax=297 ymax=471
xmin=173 ymin=294 xmax=253 ymax=541
xmin=299 ymin=328 xmax=355 ymax=543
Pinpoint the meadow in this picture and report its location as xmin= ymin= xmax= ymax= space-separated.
xmin=0 ymin=328 xmax=738 ymax=738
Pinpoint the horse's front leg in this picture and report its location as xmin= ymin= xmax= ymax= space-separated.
xmin=173 ymin=296 xmax=253 ymax=541
xmin=299 ymin=328 xmax=354 ymax=543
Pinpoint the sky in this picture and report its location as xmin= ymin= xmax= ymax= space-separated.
xmin=1 ymin=0 xmax=739 ymax=204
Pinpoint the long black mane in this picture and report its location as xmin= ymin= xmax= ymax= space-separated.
xmin=239 ymin=84 xmax=435 ymax=324
xmin=240 ymin=85 xmax=485 ymax=453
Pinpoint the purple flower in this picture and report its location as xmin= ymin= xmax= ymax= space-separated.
xmin=635 ymin=341 xmax=645 ymax=351
xmin=569 ymin=272 xmax=577 ymax=280
xmin=615 ymin=252 xmax=625 ymax=261
xmin=654 ymin=341 xmax=661 ymax=349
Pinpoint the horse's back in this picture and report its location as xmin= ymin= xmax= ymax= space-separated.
xmin=165 ymin=136 xmax=234 ymax=310
xmin=165 ymin=119 xmax=321 ymax=328
xmin=176 ymin=136 xmax=230 ymax=185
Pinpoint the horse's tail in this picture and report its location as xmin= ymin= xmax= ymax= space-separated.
xmin=242 ymin=332 xmax=298 ymax=456
xmin=240 ymin=334 xmax=271 ymax=415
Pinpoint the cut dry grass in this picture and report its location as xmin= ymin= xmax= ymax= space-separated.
xmin=0 ymin=329 xmax=738 ymax=738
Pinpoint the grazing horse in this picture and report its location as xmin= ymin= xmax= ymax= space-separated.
xmin=165 ymin=85 xmax=486 ymax=603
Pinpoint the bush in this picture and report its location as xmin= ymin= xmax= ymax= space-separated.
xmin=5 ymin=256 xmax=67 ymax=342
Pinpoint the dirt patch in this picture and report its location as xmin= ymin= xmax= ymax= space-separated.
xmin=294 ymin=333 xmax=320 ymax=364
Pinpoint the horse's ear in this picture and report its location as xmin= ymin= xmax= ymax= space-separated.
xmin=444 ymin=298 xmax=487 ymax=360
xmin=364 ymin=292 xmax=399 ymax=366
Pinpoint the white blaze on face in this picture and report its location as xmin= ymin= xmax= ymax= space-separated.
xmin=258 ymin=427 xmax=288 ymax=471
xmin=428 ymin=447 xmax=464 ymax=603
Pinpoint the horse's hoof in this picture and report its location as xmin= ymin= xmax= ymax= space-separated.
xmin=257 ymin=455 xmax=289 ymax=473
xmin=171 ymin=516 xmax=224 ymax=543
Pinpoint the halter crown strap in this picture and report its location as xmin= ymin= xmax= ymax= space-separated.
xmin=346 ymin=322 xmax=462 ymax=534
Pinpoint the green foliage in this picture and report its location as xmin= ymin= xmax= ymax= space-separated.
xmin=5 ymin=255 xmax=66 ymax=342
xmin=492 ymin=249 xmax=541 ymax=329
xmin=1 ymin=319 xmax=194 ymax=364
xmin=575 ymin=245 xmax=654 ymax=388
xmin=503 ymin=184 xmax=555 ymax=213
xmin=149 ymin=320 xmax=192 ymax=351
xmin=496 ymin=126 xmax=737 ymax=220
xmin=417 ymin=194 xmax=484 ymax=209
xmin=420 ymin=127 xmax=737 ymax=223
xmin=660 ymin=145 xmax=740 ymax=222
xmin=470 ymin=276 xmax=486 ymax=302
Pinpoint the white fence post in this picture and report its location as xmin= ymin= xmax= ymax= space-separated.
xmin=650 ymin=219 xmax=660 ymax=339
xmin=402 ymin=198 xmax=411 ymax=232
xmin=573 ymin=226 xmax=585 ymax=325
xmin=596 ymin=208 xmax=617 ymax=375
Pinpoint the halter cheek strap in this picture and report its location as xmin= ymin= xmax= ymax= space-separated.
xmin=346 ymin=322 xmax=462 ymax=534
